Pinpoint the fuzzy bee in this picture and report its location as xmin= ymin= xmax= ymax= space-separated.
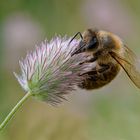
xmin=70 ymin=29 xmax=140 ymax=90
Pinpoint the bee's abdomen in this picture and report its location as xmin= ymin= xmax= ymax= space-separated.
xmin=79 ymin=63 xmax=120 ymax=90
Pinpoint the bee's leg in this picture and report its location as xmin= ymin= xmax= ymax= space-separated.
xmin=79 ymin=68 xmax=97 ymax=76
xmin=98 ymin=64 xmax=110 ymax=73
xmin=80 ymin=64 xmax=110 ymax=76
xmin=79 ymin=56 xmax=98 ymax=65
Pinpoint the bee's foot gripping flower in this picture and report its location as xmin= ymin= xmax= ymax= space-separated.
xmin=14 ymin=36 xmax=84 ymax=105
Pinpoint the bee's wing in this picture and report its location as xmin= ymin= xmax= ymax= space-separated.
xmin=110 ymin=46 xmax=140 ymax=88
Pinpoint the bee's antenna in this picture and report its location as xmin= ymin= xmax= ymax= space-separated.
xmin=68 ymin=32 xmax=83 ymax=45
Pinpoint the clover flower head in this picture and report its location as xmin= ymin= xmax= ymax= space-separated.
xmin=14 ymin=36 xmax=83 ymax=105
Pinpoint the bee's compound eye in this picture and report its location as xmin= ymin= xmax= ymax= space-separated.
xmin=87 ymin=37 xmax=98 ymax=49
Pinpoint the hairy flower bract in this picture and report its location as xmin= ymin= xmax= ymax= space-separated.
xmin=14 ymin=36 xmax=83 ymax=104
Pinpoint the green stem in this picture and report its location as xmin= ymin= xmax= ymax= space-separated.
xmin=0 ymin=92 xmax=32 ymax=131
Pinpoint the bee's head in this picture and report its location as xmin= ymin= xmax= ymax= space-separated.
xmin=71 ymin=29 xmax=118 ymax=56
xmin=71 ymin=29 xmax=99 ymax=56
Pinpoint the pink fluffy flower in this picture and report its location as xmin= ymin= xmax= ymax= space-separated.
xmin=14 ymin=36 xmax=83 ymax=105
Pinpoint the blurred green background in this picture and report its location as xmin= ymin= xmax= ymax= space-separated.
xmin=1 ymin=0 xmax=140 ymax=140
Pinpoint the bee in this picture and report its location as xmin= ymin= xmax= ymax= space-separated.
xmin=70 ymin=29 xmax=140 ymax=90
